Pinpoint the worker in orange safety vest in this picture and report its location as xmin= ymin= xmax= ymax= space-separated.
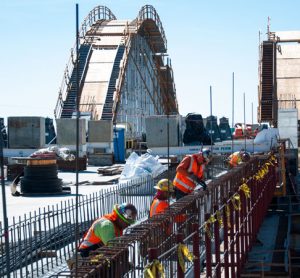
xmin=78 ymin=203 xmax=137 ymax=257
xmin=173 ymin=149 xmax=212 ymax=200
xmin=227 ymin=150 xmax=250 ymax=168
xmin=150 ymin=179 xmax=174 ymax=217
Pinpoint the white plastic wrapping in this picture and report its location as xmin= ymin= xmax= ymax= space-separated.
xmin=119 ymin=152 xmax=167 ymax=180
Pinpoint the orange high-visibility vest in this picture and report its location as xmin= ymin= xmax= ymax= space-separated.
xmin=79 ymin=211 xmax=122 ymax=250
xmin=229 ymin=152 xmax=242 ymax=167
xmin=150 ymin=198 xmax=169 ymax=217
xmin=173 ymin=155 xmax=204 ymax=193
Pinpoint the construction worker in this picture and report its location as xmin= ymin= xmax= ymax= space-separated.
xmin=228 ymin=150 xmax=250 ymax=168
xmin=150 ymin=179 xmax=174 ymax=217
xmin=173 ymin=149 xmax=212 ymax=200
xmin=78 ymin=203 xmax=137 ymax=257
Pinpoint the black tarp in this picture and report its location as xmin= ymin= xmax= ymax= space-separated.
xmin=183 ymin=113 xmax=212 ymax=145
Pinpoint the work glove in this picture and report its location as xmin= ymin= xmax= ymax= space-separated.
xmin=197 ymin=179 xmax=207 ymax=191
xmin=190 ymin=174 xmax=198 ymax=183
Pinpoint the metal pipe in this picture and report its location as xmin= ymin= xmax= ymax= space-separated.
xmin=204 ymin=213 xmax=212 ymax=277
xmin=223 ymin=198 xmax=229 ymax=278
xmin=167 ymin=58 xmax=171 ymax=208
xmin=232 ymin=72 xmax=235 ymax=152
xmin=213 ymin=205 xmax=221 ymax=278
xmin=0 ymin=130 xmax=10 ymax=277
xmin=229 ymin=192 xmax=236 ymax=277
xmin=148 ymin=248 xmax=158 ymax=278
xmin=210 ymin=86 xmax=213 ymax=148
xmin=75 ymin=4 xmax=80 ymax=277
xmin=176 ymin=233 xmax=184 ymax=278
xmin=252 ymin=102 xmax=255 ymax=153
xmin=192 ymin=223 xmax=200 ymax=277
xmin=235 ymin=200 xmax=241 ymax=277
xmin=244 ymin=92 xmax=246 ymax=151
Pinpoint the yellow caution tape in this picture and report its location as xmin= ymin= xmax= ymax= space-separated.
xmin=256 ymin=170 xmax=264 ymax=180
xmin=216 ymin=210 xmax=223 ymax=227
xmin=231 ymin=194 xmax=241 ymax=211
xmin=252 ymin=159 xmax=276 ymax=181
xmin=90 ymin=254 xmax=111 ymax=267
xmin=144 ymin=259 xmax=165 ymax=278
xmin=205 ymin=214 xmax=217 ymax=239
xmin=225 ymin=204 xmax=231 ymax=228
xmin=204 ymin=222 xmax=212 ymax=239
xmin=265 ymin=161 xmax=273 ymax=167
xmin=263 ymin=165 xmax=269 ymax=173
xmin=270 ymin=155 xmax=276 ymax=162
xmin=209 ymin=215 xmax=216 ymax=224
xmin=240 ymin=183 xmax=251 ymax=198
xmin=178 ymin=243 xmax=195 ymax=272
xmin=90 ymin=253 xmax=104 ymax=263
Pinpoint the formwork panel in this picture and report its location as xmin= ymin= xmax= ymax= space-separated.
xmin=89 ymin=49 xmax=118 ymax=62
xmin=56 ymin=118 xmax=86 ymax=145
xmin=145 ymin=115 xmax=181 ymax=147
xmin=274 ymin=31 xmax=300 ymax=42
xmin=91 ymin=36 xmax=123 ymax=46
xmin=278 ymin=44 xmax=300 ymax=59
xmin=80 ymin=82 xmax=107 ymax=118
xmin=277 ymin=59 xmax=300 ymax=78
xmin=88 ymin=120 xmax=113 ymax=143
xmin=84 ymin=63 xmax=113 ymax=82
xmin=277 ymin=79 xmax=300 ymax=96
xmin=8 ymin=116 xmax=45 ymax=148
xmin=278 ymin=109 xmax=298 ymax=148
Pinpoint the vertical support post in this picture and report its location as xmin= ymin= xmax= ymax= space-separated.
xmin=192 ymin=223 xmax=201 ymax=278
xmin=177 ymin=233 xmax=185 ymax=278
xmin=210 ymin=86 xmax=213 ymax=149
xmin=246 ymin=179 xmax=252 ymax=252
xmin=251 ymin=178 xmax=257 ymax=240
xmin=0 ymin=132 xmax=10 ymax=277
xmin=232 ymin=72 xmax=235 ymax=152
xmin=243 ymin=92 xmax=246 ymax=151
xmin=229 ymin=192 xmax=236 ymax=278
xmin=213 ymin=205 xmax=221 ymax=278
xmin=252 ymin=102 xmax=254 ymax=153
xmin=223 ymin=199 xmax=229 ymax=278
xmin=148 ymin=248 xmax=159 ymax=278
xmin=205 ymin=214 xmax=212 ymax=277
xmin=240 ymin=191 xmax=246 ymax=266
xmin=235 ymin=200 xmax=241 ymax=277
xmin=166 ymin=58 xmax=171 ymax=208
xmin=74 ymin=4 xmax=80 ymax=277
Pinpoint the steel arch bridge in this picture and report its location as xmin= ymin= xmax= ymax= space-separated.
xmin=54 ymin=5 xmax=179 ymax=139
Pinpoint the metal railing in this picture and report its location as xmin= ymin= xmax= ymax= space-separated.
xmin=0 ymin=176 xmax=155 ymax=277
xmin=54 ymin=6 xmax=116 ymax=119
xmin=137 ymin=5 xmax=167 ymax=51
xmin=54 ymin=44 xmax=92 ymax=119
xmin=79 ymin=6 xmax=116 ymax=39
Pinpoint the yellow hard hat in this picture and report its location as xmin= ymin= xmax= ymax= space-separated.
xmin=154 ymin=179 xmax=174 ymax=192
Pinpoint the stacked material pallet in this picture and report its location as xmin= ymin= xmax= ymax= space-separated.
xmin=57 ymin=157 xmax=87 ymax=171
xmin=97 ymin=165 xmax=124 ymax=176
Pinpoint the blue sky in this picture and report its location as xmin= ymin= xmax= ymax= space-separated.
xmin=0 ymin=0 xmax=299 ymax=125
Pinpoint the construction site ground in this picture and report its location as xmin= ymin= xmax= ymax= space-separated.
xmin=0 ymin=166 xmax=121 ymax=224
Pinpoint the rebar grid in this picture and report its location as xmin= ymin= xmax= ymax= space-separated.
xmin=51 ymin=156 xmax=277 ymax=277
xmin=0 ymin=176 xmax=155 ymax=277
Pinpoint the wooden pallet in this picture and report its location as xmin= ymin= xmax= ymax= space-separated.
xmin=97 ymin=166 xmax=123 ymax=176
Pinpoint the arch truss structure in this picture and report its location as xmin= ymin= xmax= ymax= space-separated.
xmin=54 ymin=5 xmax=179 ymax=139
